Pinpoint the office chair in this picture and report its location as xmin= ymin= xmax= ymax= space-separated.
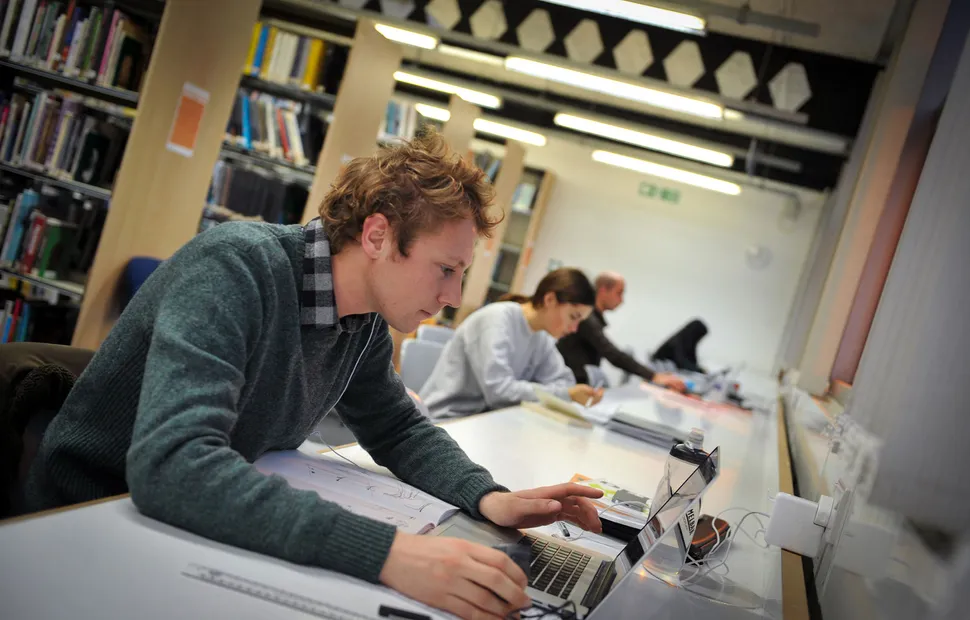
xmin=416 ymin=324 xmax=455 ymax=345
xmin=398 ymin=339 xmax=445 ymax=392
xmin=120 ymin=256 xmax=162 ymax=310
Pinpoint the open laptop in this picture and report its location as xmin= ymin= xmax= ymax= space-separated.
xmin=431 ymin=447 xmax=720 ymax=617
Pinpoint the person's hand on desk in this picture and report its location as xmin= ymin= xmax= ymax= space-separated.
xmin=567 ymin=384 xmax=604 ymax=406
xmin=478 ymin=483 xmax=604 ymax=532
xmin=380 ymin=533 xmax=530 ymax=619
xmin=650 ymin=373 xmax=687 ymax=394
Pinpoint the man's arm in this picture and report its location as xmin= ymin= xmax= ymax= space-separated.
xmin=127 ymin=243 xmax=396 ymax=584
xmin=577 ymin=317 xmax=656 ymax=381
xmin=335 ymin=323 xmax=508 ymax=519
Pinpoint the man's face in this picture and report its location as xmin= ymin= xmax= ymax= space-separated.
xmin=369 ymin=217 xmax=476 ymax=333
xmin=602 ymin=280 xmax=625 ymax=311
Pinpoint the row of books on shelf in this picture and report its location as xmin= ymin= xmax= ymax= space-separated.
xmin=0 ymin=0 xmax=152 ymax=91
xmin=207 ymin=157 xmax=309 ymax=226
xmin=243 ymin=21 xmax=344 ymax=94
xmin=225 ymin=87 xmax=327 ymax=168
xmin=0 ymin=297 xmax=32 ymax=342
xmin=0 ymin=281 xmax=79 ymax=343
xmin=0 ymin=86 xmax=128 ymax=188
xmin=0 ymin=186 xmax=104 ymax=282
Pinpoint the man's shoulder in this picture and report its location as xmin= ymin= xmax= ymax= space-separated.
xmin=182 ymin=222 xmax=302 ymax=268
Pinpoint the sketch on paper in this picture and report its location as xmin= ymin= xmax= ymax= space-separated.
xmin=254 ymin=451 xmax=459 ymax=534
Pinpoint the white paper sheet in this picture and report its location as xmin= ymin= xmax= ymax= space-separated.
xmin=254 ymin=451 xmax=459 ymax=534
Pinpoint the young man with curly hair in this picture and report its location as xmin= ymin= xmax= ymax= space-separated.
xmin=26 ymin=132 xmax=602 ymax=620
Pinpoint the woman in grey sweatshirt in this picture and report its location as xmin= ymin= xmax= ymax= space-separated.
xmin=420 ymin=268 xmax=604 ymax=418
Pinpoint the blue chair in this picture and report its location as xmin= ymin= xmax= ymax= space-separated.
xmin=416 ymin=324 xmax=455 ymax=345
xmin=399 ymin=339 xmax=445 ymax=392
xmin=120 ymin=257 xmax=162 ymax=309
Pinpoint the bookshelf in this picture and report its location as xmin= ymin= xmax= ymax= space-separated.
xmin=0 ymin=161 xmax=111 ymax=200
xmin=0 ymin=59 xmax=138 ymax=107
xmin=0 ymin=266 xmax=84 ymax=300
xmin=67 ymin=0 xmax=263 ymax=348
xmin=486 ymin=167 xmax=555 ymax=303
xmin=239 ymin=74 xmax=336 ymax=110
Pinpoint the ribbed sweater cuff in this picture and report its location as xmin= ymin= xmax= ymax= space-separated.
xmin=319 ymin=511 xmax=398 ymax=583
xmin=456 ymin=474 xmax=510 ymax=520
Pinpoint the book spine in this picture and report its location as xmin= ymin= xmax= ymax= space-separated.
xmin=9 ymin=0 xmax=38 ymax=59
xmin=0 ymin=0 xmax=24 ymax=54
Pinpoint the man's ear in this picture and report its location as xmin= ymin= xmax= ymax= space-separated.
xmin=360 ymin=214 xmax=392 ymax=258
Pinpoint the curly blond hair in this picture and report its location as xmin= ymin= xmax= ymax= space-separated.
xmin=320 ymin=130 xmax=499 ymax=256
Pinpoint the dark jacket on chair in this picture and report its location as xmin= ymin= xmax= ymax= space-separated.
xmin=0 ymin=343 xmax=94 ymax=517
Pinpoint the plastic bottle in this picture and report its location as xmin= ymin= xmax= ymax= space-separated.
xmin=655 ymin=428 xmax=709 ymax=568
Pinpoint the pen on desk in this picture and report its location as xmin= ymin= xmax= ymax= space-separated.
xmin=585 ymin=381 xmax=603 ymax=408
xmin=378 ymin=604 xmax=432 ymax=620
xmin=557 ymin=521 xmax=571 ymax=539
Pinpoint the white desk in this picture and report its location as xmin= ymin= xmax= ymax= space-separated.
xmin=0 ymin=384 xmax=786 ymax=620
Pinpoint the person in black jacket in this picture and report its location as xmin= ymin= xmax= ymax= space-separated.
xmin=557 ymin=272 xmax=685 ymax=391
xmin=652 ymin=319 xmax=709 ymax=374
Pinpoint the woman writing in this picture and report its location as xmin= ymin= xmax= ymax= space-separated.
xmin=420 ymin=268 xmax=603 ymax=419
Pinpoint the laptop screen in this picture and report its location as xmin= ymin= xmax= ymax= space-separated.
xmin=610 ymin=447 xmax=720 ymax=582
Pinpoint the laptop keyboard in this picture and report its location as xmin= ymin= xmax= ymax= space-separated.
xmin=524 ymin=534 xmax=592 ymax=599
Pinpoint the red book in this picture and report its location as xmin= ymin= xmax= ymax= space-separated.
xmin=6 ymin=299 xmax=22 ymax=343
xmin=275 ymin=108 xmax=290 ymax=161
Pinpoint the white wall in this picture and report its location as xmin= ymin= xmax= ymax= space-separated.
xmin=506 ymin=135 xmax=824 ymax=377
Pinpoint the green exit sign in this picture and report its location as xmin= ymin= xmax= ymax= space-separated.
xmin=639 ymin=182 xmax=681 ymax=204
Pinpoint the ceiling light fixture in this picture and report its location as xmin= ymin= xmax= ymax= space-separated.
xmin=414 ymin=103 xmax=452 ymax=121
xmin=592 ymin=150 xmax=741 ymax=195
xmin=436 ymin=44 xmax=505 ymax=66
xmin=555 ymin=113 xmax=733 ymax=167
xmin=374 ymin=24 xmax=438 ymax=49
xmin=504 ymin=57 xmax=723 ymax=119
xmin=474 ymin=119 xmax=547 ymax=146
xmin=393 ymin=71 xmax=503 ymax=109
xmin=540 ymin=0 xmax=705 ymax=34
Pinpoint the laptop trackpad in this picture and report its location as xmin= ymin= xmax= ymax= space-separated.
xmin=431 ymin=513 xmax=523 ymax=546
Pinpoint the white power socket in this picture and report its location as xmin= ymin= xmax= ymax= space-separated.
xmin=764 ymin=492 xmax=835 ymax=558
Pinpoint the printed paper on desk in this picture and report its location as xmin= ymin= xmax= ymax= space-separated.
xmin=568 ymin=473 xmax=650 ymax=529
xmin=254 ymin=451 xmax=458 ymax=534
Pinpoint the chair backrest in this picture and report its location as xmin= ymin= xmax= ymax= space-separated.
xmin=584 ymin=364 xmax=610 ymax=389
xmin=416 ymin=324 xmax=455 ymax=345
xmin=121 ymin=257 xmax=162 ymax=309
xmin=399 ymin=339 xmax=445 ymax=392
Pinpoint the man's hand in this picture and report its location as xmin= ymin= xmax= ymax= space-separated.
xmin=652 ymin=373 xmax=687 ymax=393
xmin=478 ymin=483 xmax=605 ymax=532
xmin=379 ymin=533 xmax=530 ymax=620
xmin=567 ymin=384 xmax=604 ymax=406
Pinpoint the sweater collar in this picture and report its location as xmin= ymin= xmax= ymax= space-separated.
xmin=301 ymin=218 xmax=372 ymax=332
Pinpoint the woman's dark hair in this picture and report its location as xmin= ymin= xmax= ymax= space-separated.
xmin=497 ymin=293 xmax=530 ymax=303
xmin=530 ymin=268 xmax=596 ymax=308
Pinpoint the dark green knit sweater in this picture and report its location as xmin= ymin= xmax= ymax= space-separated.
xmin=26 ymin=222 xmax=507 ymax=583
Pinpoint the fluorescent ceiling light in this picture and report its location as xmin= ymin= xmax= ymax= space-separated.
xmin=415 ymin=105 xmax=545 ymax=146
xmin=540 ymin=0 xmax=705 ymax=34
xmin=723 ymin=109 xmax=745 ymax=121
xmin=555 ymin=113 xmax=733 ymax=167
xmin=415 ymin=103 xmax=451 ymax=121
xmin=474 ymin=119 xmax=547 ymax=146
xmin=374 ymin=24 xmax=438 ymax=49
xmin=437 ymin=44 xmax=505 ymax=66
xmin=505 ymin=57 xmax=722 ymax=119
xmin=393 ymin=71 xmax=502 ymax=109
xmin=592 ymin=150 xmax=741 ymax=195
